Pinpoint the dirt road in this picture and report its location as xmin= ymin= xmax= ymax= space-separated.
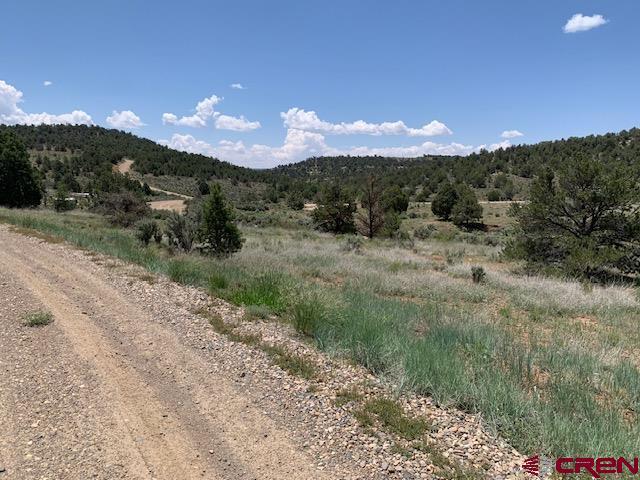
xmin=0 ymin=227 xmax=339 ymax=480
xmin=113 ymin=159 xmax=191 ymax=213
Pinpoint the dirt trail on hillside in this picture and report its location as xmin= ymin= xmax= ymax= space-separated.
xmin=113 ymin=159 xmax=191 ymax=212
xmin=0 ymin=228 xmax=335 ymax=480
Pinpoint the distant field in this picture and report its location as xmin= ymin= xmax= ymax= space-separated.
xmin=2 ymin=206 xmax=640 ymax=459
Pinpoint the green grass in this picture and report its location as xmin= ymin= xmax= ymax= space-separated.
xmin=4 ymin=208 xmax=640 ymax=458
xmin=356 ymin=397 xmax=430 ymax=441
xmin=23 ymin=310 xmax=53 ymax=327
xmin=261 ymin=344 xmax=318 ymax=380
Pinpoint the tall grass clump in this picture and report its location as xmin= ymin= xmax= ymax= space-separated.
xmin=230 ymin=272 xmax=291 ymax=314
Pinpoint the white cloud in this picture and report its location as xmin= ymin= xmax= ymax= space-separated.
xmin=230 ymin=83 xmax=245 ymax=90
xmin=162 ymin=94 xmax=222 ymax=127
xmin=0 ymin=79 xmax=93 ymax=125
xmin=281 ymin=108 xmax=452 ymax=137
xmin=160 ymin=129 xmax=481 ymax=168
xmin=43 ymin=80 xmax=52 ymax=87
xmin=214 ymin=114 xmax=261 ymax=132
xmin=501 ymin=129 xmax=524 ymax=139
xmin=486 ymin=140 xmax=511 ymax=152
xmin=106 ymin=110 xmax=145 ymax=129
xmin=563 ymin=14 xmax=608 ymax=33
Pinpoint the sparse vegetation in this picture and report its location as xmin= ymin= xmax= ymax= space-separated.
xmin=355 ymin=398 xmax=430 ymax=441
xmin=5 ymin=156 xmax=640 ymax=459
xmin=23 ymin=310 xmax=53 ymax=327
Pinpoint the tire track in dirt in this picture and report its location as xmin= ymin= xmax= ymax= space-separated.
xmin=0 ymin=228 xmax=332 ymax=480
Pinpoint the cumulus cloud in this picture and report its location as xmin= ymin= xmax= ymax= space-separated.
xmin=281 ymin=108 xmax=452 ymax=137
xmin=230 ymin=83 xmax=245 ymax=90
xmin=501 ymin=129 xmax=524 ymax=139
xmin=159 ymin=129 xmax=480 ymax=168
xmin=563 ymin=14 xmax=608 ymax=33
xmin=214 ymin=114 xmax=261 ymax=132
xmin=43 ymin=80 xmax=52 ymax=87
xmin=162 ymin=94 xmax=222 ymax=127
xmin=0 ymin=79 xmax=92 ymax=125
xmin=485 ymin=140 xmax=511 ymax=152
xmin=106 ymin=110 xmax=145 ymax=129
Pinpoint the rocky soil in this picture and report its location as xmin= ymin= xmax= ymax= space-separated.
xmin=0 ymin=225 xmax=527 ymax=479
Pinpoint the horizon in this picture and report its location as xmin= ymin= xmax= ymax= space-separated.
xmin=2 ymin=1 xmax=639 ymax=168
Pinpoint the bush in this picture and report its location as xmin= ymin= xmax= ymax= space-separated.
xmin=341 ymin=235 xmax=364 ymax=254
xmin=286 ymin=191 xmax=305 ymax=210
xmin=197 ymin=178 xmax=210 ymax=196
xmin=95 ymin=191 xmax=150 ymax=227
xmin=382 ymin=185 xmax=409 ymax=213
xmin=431 ymin=182 xmax=458 ymax=220
xmin=136 ymin=219 xmax=159 ymax=245
xmin=166 ymin=211 xmax=195 ymax=252
xmin=381 ymin=211 xmax=401 ymax=238
xmin=471 ymin=266 xmax=486 ymax=284
xmin=413 ymin=224 xmax=437 ymax=240
xmin=53 ymin=187 xmax=75 ymax=212
xmin=487 ymin=189 xmax=501 ymax=202
xmin=198 ymin=184 xmax=244 ymax=257
xmin=451 ymin=184 xmax=483 ymax=228
xmin=312 ymin=183 xmax=356 ymax=234
xmin=23 ymin=310 xmax=53 ymax=327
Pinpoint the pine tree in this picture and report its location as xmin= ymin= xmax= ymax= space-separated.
xmin=198 ymin=184 xmax=243 ymax=257
xmin=451 ymin=184 xmax=483 ymax=227
xmin=431 ymin=181 xmax=457 ymax=220
xmin=356 ymin=176 xmax=385 ymax=238
xmin=0 ymin=131 xmax=42 ymax=208
xmin=312 ymin=183 xmax=356 ymax=234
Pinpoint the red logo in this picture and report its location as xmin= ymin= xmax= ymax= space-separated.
xmin=522 ymin=455 xmax=539 ymax=476
xmin=522 ymin=455 xmax=640 ymax=478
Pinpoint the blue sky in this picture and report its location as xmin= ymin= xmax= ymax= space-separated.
xmin=1 ymin=0 xmax=638 ymax=168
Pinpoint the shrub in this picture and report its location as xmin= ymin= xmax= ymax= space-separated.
xmin=312 ymin=183 xmax=356 ymax=234
xmin=471 ymin=266 xmax=486 ymax=284
xmin=381 ymin=185 xmax=409 ymax=213
xmin=197 ymin=178 xmax=210 ymax=196
xmin=341 ymin=235 xmax=364 ymax=253
xmin=445 ymin=249 xmax=465 ymax=265
xmin=431 ymin=182 xmax=458 ymax=220
xmin=286 ymin=191 xmax=305 ymax=210
xmin=381 ymin=211 xmax=401 ymax=238
xmin=53 ymin=186 xmax=75 ymax=212
xmin=413 ymin=224 xmax=436 ymax=240
xmin=95 ymin=191 xmax=150 ymax=227
xmin=451 ymin=184 xmax=483 ymax=228
xmin=487 ymin=189 xmax=501 ymax=202
xmin=136 ymin=219 xmax=159 ymax=245
xmin=166 ymin=211 xmax=195 ymax=252
xmin=23 ymin=310 xmax=53 ymax=327
xmin=198 ymin=184 xmax=244 ymax=257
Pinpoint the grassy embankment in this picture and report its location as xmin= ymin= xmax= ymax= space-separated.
xmin=2 ymin=207 xmax=640 ymax=458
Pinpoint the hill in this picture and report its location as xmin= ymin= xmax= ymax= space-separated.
xmin=268 ymin=128 xmax=640 ymax=196
xmin=0 ymin=124 xmax=260 ymax=182
xmin=3 ymin=124 xmax=640 ymax=201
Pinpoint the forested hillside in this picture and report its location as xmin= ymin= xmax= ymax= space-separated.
xmin=2 ymin=124 xmax=639 ymax=202
xmin=269 ymin=128 xmax=640 ymax=195
xmin=0 ymin=124 xmax=259 ymax=181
